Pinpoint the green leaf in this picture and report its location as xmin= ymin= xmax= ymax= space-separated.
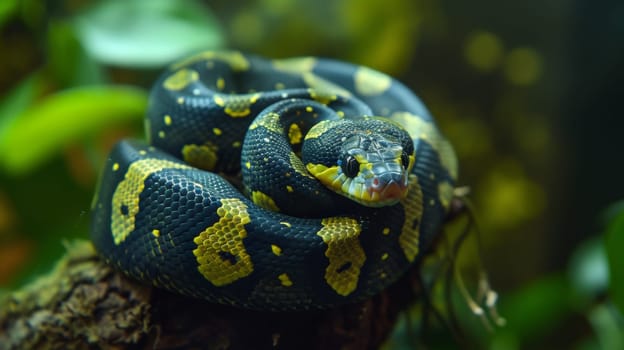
xmin=0 ymin=86 xmax=148 ymax=174
xmin=496 ymin=274 xmax=571 ymax=341
xmin=0 ymin=0 xmax=18 ymax=27
xmin=0 ymin=73 xmax=42 ymax=141
xmin=568 ymin=237 xmax=609 ymax=301
xmin=588 ymin=303 xmax=624 ymax=350
xmin=605 ymin=205 xmax=624 ymax=315
xmin=74 ymin=0 xmax=225 ymax=68
xmin=47 ymin=19 xmax=106 ymax=87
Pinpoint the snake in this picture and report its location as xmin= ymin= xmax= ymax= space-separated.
xmin=90 ymin=51 xmax=458 ymax=311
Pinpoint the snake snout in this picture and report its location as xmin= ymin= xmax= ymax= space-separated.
xmin=370 ymin=172 xmax=409 ymax=202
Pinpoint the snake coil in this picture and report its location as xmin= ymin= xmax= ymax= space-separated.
xmin=90 ymin=51 xmax=458 ymax=311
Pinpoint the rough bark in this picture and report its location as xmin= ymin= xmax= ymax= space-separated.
xmin=0 ymin=240 xmax=423 ymax=350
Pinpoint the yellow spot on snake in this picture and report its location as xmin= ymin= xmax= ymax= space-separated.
xmin=381 ymin=253 xmax=389 ymax=261
xmin=177 ymin=97 xmax=185 ymax=105
xmin=271 ymin=244 xmax=282 ymax=256
xmin=232 ymin=141 xmax=241 ymax=148
xmin=305 ymin=120 xmax=340 ymax=140
xmin=438 ymin=181 xmax=454 ymax=211
xmin=280 ymin=221 xmax=291 ymax=228
xmin=317 ymin=217 xmax=365 ymax=296
xmin=273 ymin=56 xmax=317 ymax=73
xmin=164 ymin=115 xmax=172 ymax=126
xmin=250 ymin=112 xmax=281 ymax=133
xmin=305 ymin=106 xmax=313 ymax=112
xmin=152 ymin=229 xmax=160 ymax=237
xmin=286 ymin=185 xmax=294 ymax=193
xmin=213 ymin=127 xmax=222 ymax=136
xmin=382 ymin=227 xmax=390 ymax=235
xmin=251 ymin=191 xmax=279 ymax=212
xmin=354 ymin=66 xmax=392 ymax=96
xmin=112 ymin=163 xmax=120 ymax=171
xmin=305 ymin=163 xmax=341 ymax=193
xmin=438 ymin=138 xmax=459 ymax=181
xmin=245 ymin=161 xmax=251 ymax=169
xmin=288 ymin=123 xmax=302 ymax=145
xmin=192 ymin=198 xmax=253 ymax=286
xmin=111 ymin=158 xmax=191 ymax=245
xmin=399 ymin=174 xmax=424 ymax=262
xmin=337 ymin=111 xmax=345 ymax=117
xmin=214 ymin=93 xmax=261 ymax=118
xmin=214 ymin=95 xmax=225 ymax=107
xmin=182 ymin=142 xmax=218 ymax=171
xmin=303 ymin=73 xmax=352 ymax=97
xmin=390 ymin=112 xmax=458 ymax=180
xmin=158 ymin=131 xmax=166 ymax=139
xmin=278 ymin=273 xmax=293 ymax=287
xmin=216 ymin=77 xmax=225 ymax=90
xmin=139 ymin=150 xmax=147 ymax=156
xmin=290 ymin=152 xmax=314 ymax=178
xmin=308 ymin=89 xmax=338 ymax=105
xmin=171 ymin=51 xmax=250 ymax=71
xmin=162 ymin=68 xmax=199 ymax=91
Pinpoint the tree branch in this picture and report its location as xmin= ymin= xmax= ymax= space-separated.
xmin=0 ymin=240 xmax=423 ymax=350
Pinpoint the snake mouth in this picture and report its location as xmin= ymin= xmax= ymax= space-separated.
xmin=367 ymin=175 xmax=408 ymax=204
xmin=379 ymin=180 xmax=408 ymax=199
xmin=349 ymin=172 xmax=408 ymax=207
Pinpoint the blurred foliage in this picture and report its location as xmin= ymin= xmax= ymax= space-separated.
xmin=0 ymin=0 xmax=622 ymax=348
xmin=0 ymin=85 xmax=147 ymax=174
xmin=75 ymin=0 xmax=224 ymax=67
xmin=605 ymin=202 xmax=624 ymax=318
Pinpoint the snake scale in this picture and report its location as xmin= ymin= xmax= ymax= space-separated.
xmin=90 ymin=51 xmax=458 ymax=311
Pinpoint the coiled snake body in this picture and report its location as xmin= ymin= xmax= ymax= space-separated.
xmin=90 ymin=51 xmax=458 ymax=311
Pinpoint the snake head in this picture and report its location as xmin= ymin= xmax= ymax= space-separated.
xmin=304 ymin=118 xmax=415 ymax=207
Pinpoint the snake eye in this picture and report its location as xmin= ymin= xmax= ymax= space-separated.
xmin=341 ymin=155 xmax=360 ymax=178
xmin=401 ymin=152 xmax=410 ymax=169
